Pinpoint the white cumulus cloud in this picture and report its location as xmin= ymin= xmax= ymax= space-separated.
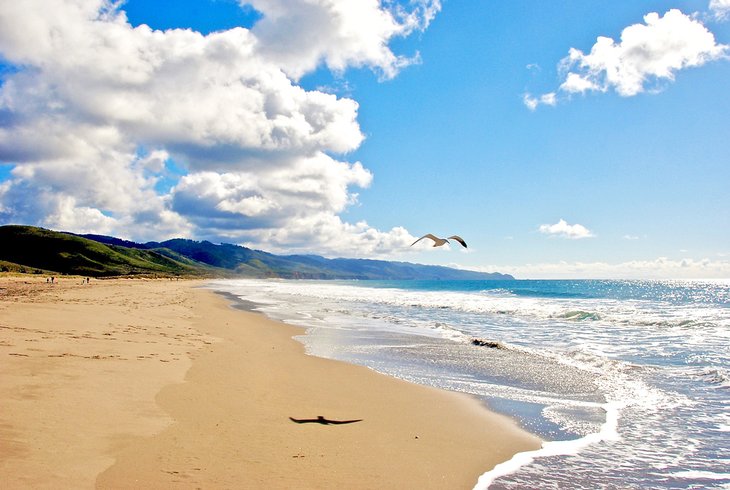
xmin=248 ymin=0 xmax=440 ymax=80
xmin=0 ymin=0 xmax=435 ymax=254
xmin=539 ymin=219 xmax=595 ymax=239
xmin=710 ymin=0 xmax=730 ymax=20
xmin=526 ymin=9 xmax=727 ymax=108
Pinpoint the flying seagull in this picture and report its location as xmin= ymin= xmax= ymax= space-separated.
xmin=410 ymin=233 xmax=467 ymax=248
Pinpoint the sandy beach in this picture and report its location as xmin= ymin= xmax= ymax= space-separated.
xmin=0 ymin=276 xmax=540 ymax=489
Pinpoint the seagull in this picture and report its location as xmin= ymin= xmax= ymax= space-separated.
xmin=410 ymin=233 xmax=468 ymax=248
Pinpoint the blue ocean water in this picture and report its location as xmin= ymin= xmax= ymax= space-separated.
xmin=207 ymin=278 xmax=730 ymax=489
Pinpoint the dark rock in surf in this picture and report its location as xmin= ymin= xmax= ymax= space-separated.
xmin=471 ymin=338 xmax=505 ymax=349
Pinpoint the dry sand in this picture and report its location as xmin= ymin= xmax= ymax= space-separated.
xmin=0 ymin=276 xmax=541 ymax=489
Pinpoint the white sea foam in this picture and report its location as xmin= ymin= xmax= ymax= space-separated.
xmin=208 ymin=279 xmax=729 ymax=338
xmin=474 ymin=401 xmax=621 ymax=489
xmin=694 ymin=366 xmax=730 ymax=388
xmin=670 ymin=470 xmax=730 ymax=480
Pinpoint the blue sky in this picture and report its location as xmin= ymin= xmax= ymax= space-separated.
xmin=0 ymin=0 xmax=728 ymax=278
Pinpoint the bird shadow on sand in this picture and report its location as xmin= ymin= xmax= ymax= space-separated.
xmin=289 ymin=416 xmax=363 ymax=425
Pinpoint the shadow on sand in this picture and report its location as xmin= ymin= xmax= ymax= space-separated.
xmin=289 ymin=416 xmax=363 ymax=425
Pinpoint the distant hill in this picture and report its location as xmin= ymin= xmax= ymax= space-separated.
xmin=0 ymin=225 xmax=218 ymax=277
xmin=0 ymin=225 xmax=514 ymax=280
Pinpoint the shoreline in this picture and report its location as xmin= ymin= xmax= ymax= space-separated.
xmin=1 ymin=276 xmax=541 ymax=488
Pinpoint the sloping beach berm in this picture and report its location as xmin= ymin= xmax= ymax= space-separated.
xmin=0 ymin=276 xmax=540 ymax=489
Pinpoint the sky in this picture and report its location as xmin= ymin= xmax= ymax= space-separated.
xmin=0 ymin=0 xmax=729 ymax=279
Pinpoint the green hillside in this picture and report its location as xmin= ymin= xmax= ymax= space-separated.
xmin=0 ymin=225 xmax=515 ymax=280
xmin=0 ymin=225 xmax=217 ymax=277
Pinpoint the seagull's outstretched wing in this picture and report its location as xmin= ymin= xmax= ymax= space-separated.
xmin=448 ymin=235 xmax=468 ymax=248
xmin=411 ymin=233 xmax=441 ymax=247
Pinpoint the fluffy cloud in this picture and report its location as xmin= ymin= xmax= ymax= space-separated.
xmin=0 ymin=0 xmax=435 ymax=254
xmin=0 ymin=10 xmax=364 ymax=167
xmin=171 ymin=154 xmax=372 ymax=231
xmin=0 ymin=148 xmax=193 ymax=241
xmin=523 ymin=92 xmax=556 ymax=111
xmin=710 ymin=0 xmax=730 ymax=20
xmin=526 ymin=9 xmax=727 ymax=108
xmin=539 ymin=219 xmax=594 ymax=239
xmin=167 ymin=153 xmax=416 ymax=255
xmin=249 ymin=0 xmax=440 ymax=80
xmin=245 ymin=216 xmax=416 ymax=257
xmin=561 ymin=10 xmax=727 ymax=96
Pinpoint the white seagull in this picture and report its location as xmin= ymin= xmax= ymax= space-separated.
xmin=410 ymin=233 xmax=468 ymax=248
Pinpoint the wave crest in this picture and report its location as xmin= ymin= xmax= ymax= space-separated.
xmin=556 ymin=310 xmax=602 ymax=321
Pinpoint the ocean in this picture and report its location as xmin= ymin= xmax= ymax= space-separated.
xmin=206 ymin=278 xmax=730 ymax=489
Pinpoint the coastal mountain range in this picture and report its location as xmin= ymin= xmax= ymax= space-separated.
xmin=0 ymin=225 xmax=514 ymax=280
